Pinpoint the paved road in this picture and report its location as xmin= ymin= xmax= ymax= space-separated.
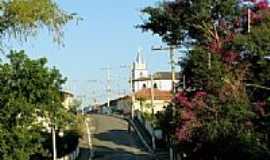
xmin=80 ymin=114 xmax=155 ymax=160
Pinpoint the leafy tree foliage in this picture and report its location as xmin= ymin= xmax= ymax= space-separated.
xmin=139 ymin=0 xmax=270 ymax=159
xmin=0 ymin=1 xmax=78 ymax=159
xmin=0 ymin=50 xmax=72 ymax=160
xmin=0 ymin=0 xmax=77 ymax=46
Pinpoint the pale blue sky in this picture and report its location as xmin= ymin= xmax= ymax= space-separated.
xmin=11 ymin=0 xmax=181 ymax=105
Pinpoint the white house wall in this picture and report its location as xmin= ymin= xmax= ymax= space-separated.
xmin=134 ymin=100 xmax=169 ymax=114
xmin=134 ymin=79 xmax=179 ymax=92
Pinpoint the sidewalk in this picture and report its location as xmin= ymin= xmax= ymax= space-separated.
xmin=132 ymin=117 xmax=170 ymax=160
xmin=133 ymin=118 xmax=153 ymax=148
xmin=77 ymin=116 xmax=94 ymax=160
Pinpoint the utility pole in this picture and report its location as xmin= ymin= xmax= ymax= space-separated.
xmin=92 ymin=93 xmax=97 ymax=110
xmin=150 ymin=73 xmax=156 ymax=151
xmin=152 ymin=45 xmax=178 ymax=93
xmin=91 ymin=90 xmax=97 ymax=111
xmin=101 ymin=66 xmax=112 ymax=108
xmin=120 ymin=64 xmax=135 ymax=119
xmin=170 ymin=46 xmax=176 ymax=93
xmin=150 ymin=74 xmax=155 ymax=116
xmin=107 ymin=67 xmax=111 ymax=108
xmin=152 ymin=45 xmax=190 ymax=160
xmin=152 ymin=45 xmax=189 ymax=93
xmin=87 ymin=80 xmax=98 ymax=111
xmin=129 ymin=65 xmax=135 ymax=119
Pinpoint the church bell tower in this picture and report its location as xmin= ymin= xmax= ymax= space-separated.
xmin=132 ymin=48 xmax=148 ymax=80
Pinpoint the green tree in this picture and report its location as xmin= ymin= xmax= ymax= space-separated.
xmin=0 ymin=0 xmax=77 ymax=46
xmin=69 ymin=98 xmax=82 ymax=114
xmin=0 ymin=50 xmax=72 ymax=160
xmin=139 ymin=0 xmax=270 ymax=159
xmin=0 ymin=1 xmax=78 ymax=159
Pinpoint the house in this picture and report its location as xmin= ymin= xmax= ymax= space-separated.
xmin=132 ymin=50 xmax=181 ymax=92
xmin=100 ymin=50 xmax=178 ymax=117
xmin=133 ymin=88 xmax=172 ymax=114
xmin=108 ymin=88 xmax=172 ymax=116
xmin=36 ymin=91 xmax=75 ymax=133
xmin=110 ymin=96 xmax=132 ymax=115
xmin=61 ymin=91 xmax=75 ymax=110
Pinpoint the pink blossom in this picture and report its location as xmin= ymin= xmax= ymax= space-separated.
xmin=195 ymin=91 xmax=207 ymax=97
xmin=256 ymin=0 xmax=269 ymax=9
xmin=176 ymin=124 xmax=191 ymax=141
xmin=223 ymin=51 xmax=240 ymax=63
xmin=181 ymin=111 xmax=195 ymax=121
xmin=254 ymin=101 xmax=267 ymax=116
xmin=174 ymin=92 xmax=193 ymax=109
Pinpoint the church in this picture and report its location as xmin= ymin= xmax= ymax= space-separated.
xmin=131 ymin=50 xmax=181 ymax=92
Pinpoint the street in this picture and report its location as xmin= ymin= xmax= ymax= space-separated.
xmin=78 ymin=114 xmax=155 ymax=160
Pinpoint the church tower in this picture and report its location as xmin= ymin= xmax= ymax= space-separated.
xmin=132 ymin=49 xmax=148 ymax=80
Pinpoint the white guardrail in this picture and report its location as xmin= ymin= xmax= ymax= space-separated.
xmin=57 ymin=146 xmax=80 ymax=160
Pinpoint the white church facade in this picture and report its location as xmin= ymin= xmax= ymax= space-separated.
xmin=131 ymin=50 xmax=181 ymax=92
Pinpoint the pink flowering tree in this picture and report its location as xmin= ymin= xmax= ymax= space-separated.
xmin=139 ymin=0 xmax=270 ymax=159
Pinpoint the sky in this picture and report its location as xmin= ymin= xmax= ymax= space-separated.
xmin=10 ymin=0 xmax=181 ymax=106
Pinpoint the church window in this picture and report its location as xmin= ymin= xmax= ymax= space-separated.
xmin=153 ymin=83 xmax=158 ymax=89
xmin=142 ymin=84 xmax=146 ymax=89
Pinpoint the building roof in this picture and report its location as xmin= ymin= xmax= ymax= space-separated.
xmin=133 ymin=72 xmax=182 ymax=81
xmin=61 ymin=91 xmax=74 ymax=97
xmin=101 ymin=95 xmax=132 ymax=107
xmin=134 ymin=88 xmax=172 ymax=101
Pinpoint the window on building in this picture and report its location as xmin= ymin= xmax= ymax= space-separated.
xmin=142 ymin=84 xmax=146 ymax=89
xmin=153 ymin=83 xmax=158 ymax=89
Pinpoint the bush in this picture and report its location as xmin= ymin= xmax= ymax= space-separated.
xmin=31 ymin=130 xmax=80 ymax=160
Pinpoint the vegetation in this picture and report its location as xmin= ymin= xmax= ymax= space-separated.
xmin=0 ymin=50 xmax=77 ymax=159
xmin=139 ymin=0 xmax=270 ymax=159
xmin=0 ymin=1 xmax=78 ymax=159
xmin=0 ymin=0 xmax=77 ymax=46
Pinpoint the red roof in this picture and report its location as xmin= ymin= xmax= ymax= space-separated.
xmin=134 ymin=88 xmax=172 ymax=101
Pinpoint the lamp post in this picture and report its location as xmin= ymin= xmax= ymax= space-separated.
xmin=52 ymin=123 xmax=57 ymax=160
